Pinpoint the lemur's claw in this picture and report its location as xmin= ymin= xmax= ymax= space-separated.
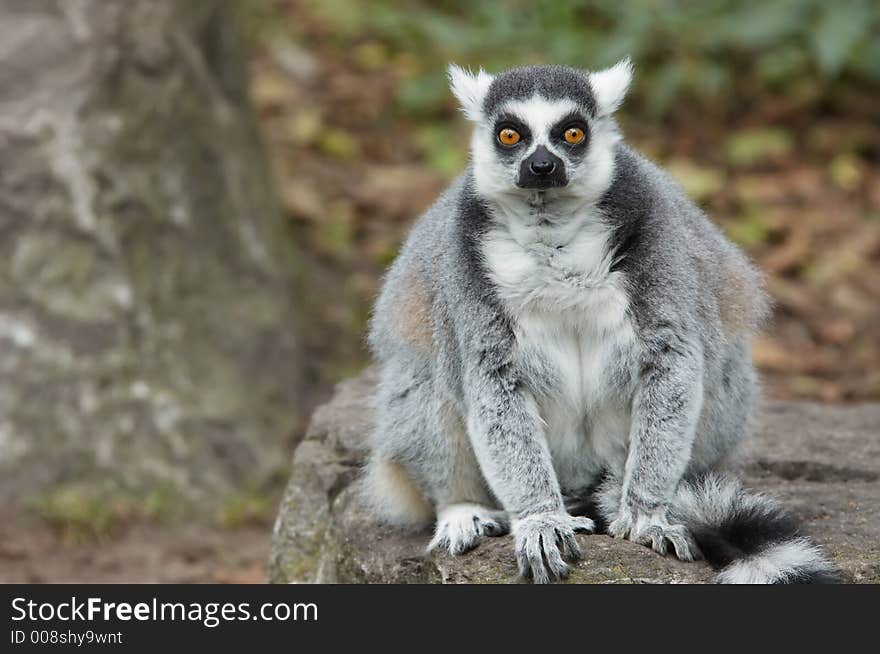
xmin=571 ymin=516 xmax=596 ymax=533
xmin=514 ymin=512 xmax=595 ymax=584
xmin=428 ymin=504 xmax=509 ymax=556
xmin=609 ymin=507 xmax=700 ymax=562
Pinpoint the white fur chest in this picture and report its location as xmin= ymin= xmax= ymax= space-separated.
xmin=481 ymin=210 xmax=640 ymax=484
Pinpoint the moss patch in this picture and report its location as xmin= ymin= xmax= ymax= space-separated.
xmin=32 ymin=481 xmax=188 ymax=544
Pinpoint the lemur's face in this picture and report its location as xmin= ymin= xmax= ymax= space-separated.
xmin=490 ymin=96 xmax=586 ymax=191
xmin=448 ymin=62 xmax=632 ymax=205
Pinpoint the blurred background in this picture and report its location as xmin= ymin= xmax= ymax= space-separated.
xmin=0 ymin=0 xmax=877 ymax=582
xmin=244 ymin=0 xmax=880 ymax=404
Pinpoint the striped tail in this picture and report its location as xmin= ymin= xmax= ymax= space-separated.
xmin=671 ymin=473 xmax=839 ymax=584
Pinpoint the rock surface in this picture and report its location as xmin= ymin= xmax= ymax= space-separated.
xmin=270 ymin=369 xmax=880 ymax=583
xmin=0 ymin=1 xmax=301 ymax=509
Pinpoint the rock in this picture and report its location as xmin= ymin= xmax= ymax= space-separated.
xmin=0 ymin=2 xmax=301 ymax=509
xmin=269 ymin=369 xmax=880 ymax=584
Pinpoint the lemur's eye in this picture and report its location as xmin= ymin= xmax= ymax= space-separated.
xmin=564 ymin=126 xmax=586 ymax=145
xmin=498 ymin=128 xmax=521 ymax=146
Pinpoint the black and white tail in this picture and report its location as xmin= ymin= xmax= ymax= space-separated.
xmin=670 ymin=473 xmax=839 ymax=584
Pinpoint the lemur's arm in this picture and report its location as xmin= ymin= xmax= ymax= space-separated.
xmin=609 ymin=325 xmax=704 ymax=560
xmin=460 ymin=311 xmax=594 ymax=582
xmin=464 ymin=359 xmax=561 ymax=516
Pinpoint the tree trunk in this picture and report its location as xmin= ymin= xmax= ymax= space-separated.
xmin=0 ymin=0 xmax=301 ymax=509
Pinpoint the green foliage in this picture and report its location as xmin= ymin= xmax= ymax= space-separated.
xmin=725 ymin=128 xmax=794 ymax=167
xmin=234 ymin=0 xmax=289 ymax=46
xmin=294 ymin=0 xmax=880 ymax=118
xmin=35 ymin=484 xmax=117 ymax=543
xmin=811 ymin=2 xmax=876 ymax=76
xmin=33 ymin=483 xmax=184 ymax=543
xmin=217 ymin=488 xmax=273 ymax=528
xmin=726 ymin=209 xmax=771 ymax=248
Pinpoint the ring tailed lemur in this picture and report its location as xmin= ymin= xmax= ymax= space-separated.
xmin=362 ymin=61 xmax=838 ymax=584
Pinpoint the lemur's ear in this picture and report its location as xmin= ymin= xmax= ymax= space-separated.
xmin=448 ymin=64 xmax=494 ymax=121
xmin=589 ymin=58 xmax=633 ymax=116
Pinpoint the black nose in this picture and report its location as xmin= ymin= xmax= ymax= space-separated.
xmin=529 ymin=159 xmax=555 ymax=175
xmin=517 ymin=145 xmax=567 ymax=189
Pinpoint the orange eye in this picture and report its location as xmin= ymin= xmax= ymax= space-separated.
xmin=564 ymin=127 xmax=585 ymax=145
xmin=498 ymin=128 xmax=521 ymax=146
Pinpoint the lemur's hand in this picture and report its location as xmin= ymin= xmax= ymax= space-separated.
xmin=608 ymin=505 xmax=700 ymax=562
xmin=427 ymin=504 xmax=510 ymax=555
xmin=513 ymin=511 xmax=595 ymax=583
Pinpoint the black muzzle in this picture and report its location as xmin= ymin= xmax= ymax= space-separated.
xmin=517 ymin=145 xmax=567 ymax=189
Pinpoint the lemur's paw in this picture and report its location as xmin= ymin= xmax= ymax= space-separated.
xmin=608 ymin=507 xmax=700 ymax=562
xmin=513 ymin=512 xmax=595 ymax=584
xmin=428 ymin=504 xmax=509 ymax=555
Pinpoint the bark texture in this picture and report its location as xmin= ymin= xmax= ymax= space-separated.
xmin=0 ymin=0 xmax=301 ymax=507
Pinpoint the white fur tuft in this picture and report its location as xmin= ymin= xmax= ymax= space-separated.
xmin=360 ymin=455 xmax=434 ymax=528
xmin=448 ymin=64 xmax=495 ymax=121
xmin=589 ymin=58 xmax=633 ymax=116
xmin=715 ymin=538 xmax=836 ymax=584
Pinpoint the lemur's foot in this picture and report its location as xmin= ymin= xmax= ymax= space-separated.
xmin=428 ymin=503 xmax=509 ymax=555
xmin=608 ymin=507 xmax=700 ymax=562
xmin=513 ymin=512 xmax=595 ymax=584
